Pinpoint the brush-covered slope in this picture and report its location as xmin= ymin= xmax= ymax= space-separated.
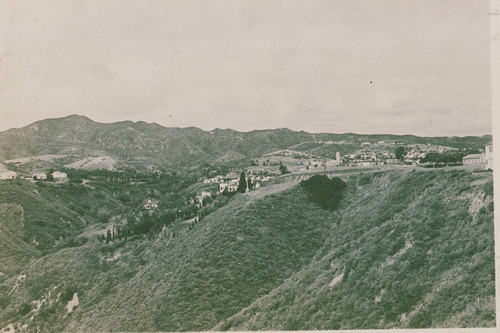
xmin=0 ymin=178 xmax=132 ymax=277
xmin=0 ymin=169 xmax=495 ymax=332
xmin=0 ymin=180 xmax=86 ymax=275
xmin=217 ymin=169 xmax=495 ymax=330
xmin=0 ymin=182 xmax=335 ymax=332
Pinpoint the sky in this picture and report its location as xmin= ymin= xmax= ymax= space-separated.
xmin=0 ymin=0 xmax=492 ymax=136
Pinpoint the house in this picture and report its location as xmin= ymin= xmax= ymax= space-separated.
xmin=201 ymin=191 xmax=211 ymax=197
xmin=32 ymin=172 xmax=47 ymax=180
xmin=227 ymin=185 xmax=238 ymax=192
xmin=219 ymin=183 xmax=238 ymax=193
xmin=0 ymin=171 xmax=17 ymax=180
xmin=485 ymin=142 xmax=493 ymax=170
xmin=462 ymin=153 xmax=485 ymax=167
xmin=52 ymin=171 xmax=67 ymax=179
xmin=144 ymin=199 xmax=159 ymax=210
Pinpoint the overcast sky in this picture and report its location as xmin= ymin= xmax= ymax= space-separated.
xmin=0 ymin=0 xmax=492 ymax=136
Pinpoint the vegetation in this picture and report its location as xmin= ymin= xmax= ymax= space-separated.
xmin=395 ymin=146 xmax=406 ymax=160
xmin=237 ymin=171 xmax=247 ymax=193
xmin=279 ymin=161 xmax=291 ymax=174
xmin=0 ymin=168 xmax=494 ymax=332
xmin=300 ymin=175 xmax=347 ymax=210
xmin=420 ymin=150 xmax=476 ymax=166
xmin=218 ymin=170 xmax=495 ymax=330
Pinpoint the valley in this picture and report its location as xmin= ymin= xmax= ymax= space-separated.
xmin=0 ymin=116 xmax=495 ymax=332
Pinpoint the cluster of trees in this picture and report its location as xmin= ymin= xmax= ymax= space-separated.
xmin=395 ymin=147 xmax=406 ymax=160
xmin=234 ymin=170 xmax=265 ymax=193
xmin=62 ymin=167 xmax=199 ymax=188
xmin=33 ymin=169 xmax=55 ymax=181
xmin=420 ymin=151 xmax=475 ymax=166
xmin=98 ymin=210 xmax=179 ymax=243
xmin=279 ymin=162 xmax=290 ymax=175
xmin=300 ymin=175 xmax=347 ymax=210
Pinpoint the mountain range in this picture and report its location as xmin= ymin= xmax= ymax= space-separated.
xmin=0 ymin=115 xmax=492 ymax=171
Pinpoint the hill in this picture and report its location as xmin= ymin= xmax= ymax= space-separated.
xmin=218 ymin=169 xmax=495 ymax=330
xmin=0 ymin=115 xmax=492 ymax=172
xmin=0 ymin=168 xmax=494 ymax=331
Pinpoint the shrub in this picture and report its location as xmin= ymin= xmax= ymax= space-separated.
xmin=18 ymin=302 xmax=32 ymax=316
xmin=358 ymin=174 xmax=372 ymax=186
xmin=300 ymin=175 xmax=347 ymax=210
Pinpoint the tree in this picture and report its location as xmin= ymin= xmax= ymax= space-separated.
xmin=106 ymin=230 xmax=112 ymax=244
xmin=395 ymin=146 xmax=406 ymax=160
xmin=237 ymin=171 xmax=247 ymax=193
xmin=202 ymin=196 xmax=213 ymax=206
xmin=300 ymin=175 xmax=347 ymax=210
xmin=279 ymin=162 xmax=290 ymax=174
xmin=247 ymin=177 xmax=253 ymax=191
xmin=46 ymin=169 xmax=55 ymax=182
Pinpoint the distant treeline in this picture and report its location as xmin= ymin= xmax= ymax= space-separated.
xmin=420 ymin=150 xmax=481 ymax=166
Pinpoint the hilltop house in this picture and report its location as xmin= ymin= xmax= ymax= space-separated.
xmin=144 ymin=199 xmax=159 ymax=210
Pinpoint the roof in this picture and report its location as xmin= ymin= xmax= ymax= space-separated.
xmin=463 ymin=154 xmax=484 ymax=159
xmin=485 ymin=141 xmax=493 ymax=146
xmin=144 ymin=199 xmax=159 ymax=204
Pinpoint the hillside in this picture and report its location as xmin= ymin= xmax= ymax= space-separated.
xmin=0 ymin=180 xmax=87 ymax=275
xmin=0 ymin=168 xmax=494 ymax=331
xmin=0 ymin=115 xmax=492 ymax=171
xmin=218 ymin=169 xmax=495 ymax=330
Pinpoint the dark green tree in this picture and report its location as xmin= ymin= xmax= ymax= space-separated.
xmin=237 ymin=171 xmax=247 ymax=193
xmin=247 ymin=177 xmax=253 ymax=191
xmin=46 ymin=169 xmax=55 ymax=182
xmin=106 ymin=230 xmax=111 ymax=244
xmin=279 ymin=162 xmax=290 ymax=174
xmin=395 ymin=146 xmax=406 ymax=160
xmin=300 ymin=175 xmax=347 ymax=210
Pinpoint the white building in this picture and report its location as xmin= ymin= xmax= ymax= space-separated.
xmin=219 ymin=183 xmax=239 ymax=193
xmin=463 ymin=153 xmax=485 ymax=167
xmin=485 ymin=142 xmax=493 ymax=170
xmin=52 ymin=171 xmax=67 ymax=179
xmin=32 ymin=172 xmax=47 ymax=180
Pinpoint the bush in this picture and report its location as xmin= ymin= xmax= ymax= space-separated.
xmin=19 ymin=302 xmax=32 ymax=316
xmin=358 ymin=174 xmax=372 ymax=186
xmin=300 ymin=175 xmax=347 ymax=210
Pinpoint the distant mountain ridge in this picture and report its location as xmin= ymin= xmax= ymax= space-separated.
xmin=0 ymin=115 xmax=492 ymax=170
